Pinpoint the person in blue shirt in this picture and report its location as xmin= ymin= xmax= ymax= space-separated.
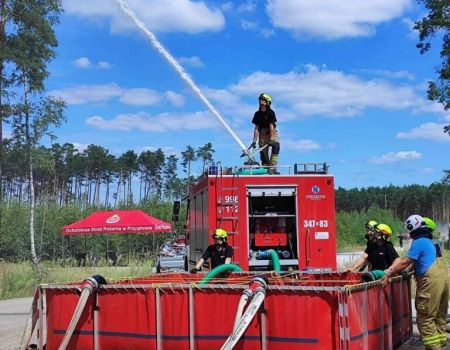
xmin=382 ymin=214 xmax=449 ymax=350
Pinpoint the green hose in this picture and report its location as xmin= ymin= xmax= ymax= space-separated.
xmin=199 ymin=264 xmax=243 ymax=285
xmin=267 ymin=249 xmax=281 ymax=272
xmin=361 ymin=269 xmax=385 ymax=282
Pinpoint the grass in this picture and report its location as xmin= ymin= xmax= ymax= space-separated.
xmin=0 ymin=258 xmax=155 ymax=300
xmin=2 ymin=245 xmax=450 ymax=300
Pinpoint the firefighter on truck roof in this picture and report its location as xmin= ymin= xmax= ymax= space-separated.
xmin=190 ymin=229 xmax=233 ymax=273
xmin=382 ymin=215 xmax=449 ymax=350
xmin=251 ymin=93 xmax=280 ymax=173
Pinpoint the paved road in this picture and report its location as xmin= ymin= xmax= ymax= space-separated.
xmin=0 ymin=297 xmax=34 ymax=350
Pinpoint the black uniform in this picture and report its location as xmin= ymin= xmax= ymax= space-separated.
xmin=201 ymin=245 xmax=233 ymax=269
xmin=252 ymin=108 xmax=277 ymax=129
xmin=252 ymin=108 xmax=279 ymax=166
xmin=365 ymin=241 xmax=399 ymax=271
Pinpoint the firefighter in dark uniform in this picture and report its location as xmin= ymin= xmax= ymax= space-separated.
xmin=191 ymin=229 xmax=233 ymax=272
xmin=348 ymin=220 xmax=378 ymax=271
xmin=382 ymin=215 xmax=449 ymax=350
xmin=251 ymin=93 xmax=280 ymax=172
xmin=348 ymin=221 xmax=399 ymax=272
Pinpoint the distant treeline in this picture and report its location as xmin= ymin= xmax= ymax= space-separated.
xmin=335 ymin=182 xmax=450 ymax=223
xmin=1 ymin=141 xmax=215 ymax=207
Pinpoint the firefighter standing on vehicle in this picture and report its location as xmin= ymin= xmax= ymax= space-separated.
xmin=348 ymin=222 xmax=399 ymax=272
xmin=191 ymin=229 xmax=233 ymax=273
xmin=381 ymin=214 xmax=449 ymax=350
xmin=251 ymin=93 xmax=280 ymax=172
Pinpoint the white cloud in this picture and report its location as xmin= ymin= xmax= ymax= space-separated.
xmin=138 ymin=145 xmax=179 ymax=156
xmin=420 ymin=167 xmax=434 ymax=174
xmin=50 ymin=83 xmax=175 ymax=107
xmin=402 ymin=17 xmax=418 ymax=40
xmin=359 ymin=69 xmax=415 ymax=81
xmin=266 ymin=0 xmax=412 ymax=39
xmin=397 ymin=123 xmax=450 ymax=143
xmin=72 ymin=143 xmax=90 ymax=152
xmin=178 ymin=56 xmax=205 ymax=68
xmin=237 ymin=1 xmax=257 ymax=12
xmin=49 ymin=83 xmax=124 ymax=104
xmin=221 ymin=2 xmax=234 ymax=12
xmin=164 ymin=91 xmax=185 ymax=107
xmin=73 ymin=57 xmax=92 ymax=68
xmin=73 ymin=56 xmax=113 ymax=70
xmin=239 ymin=20 xmax=275 ymax=38
xmin=260 ymin=28 xmax=275 ymax=38
xmin=119 ymin=88 xmax=162 ymax=106
xmin=230 ymin=65 xmax=420 ymax=118
xmin=63 ymin=0 xmax=225 ymax=34
xmin=283 ymin=139 xmax=321 ymax=151
xmin=98 ymin=61 xmax=113 ymax=69
xmin=85 ymin=111 xmax=220 ymax=132
xmin=368 ymin=151 xmax=422 ymax=164
xmin=241 ymin=20 xmax=258 ymax=30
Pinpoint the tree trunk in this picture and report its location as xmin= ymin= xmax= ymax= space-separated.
xmin=95 ymin=175 xmax=100 ymax=206
xmin=0 ymin=0 xmax=6 ymax=212
xmin=24 ymin=87 xmax=39 ymax=270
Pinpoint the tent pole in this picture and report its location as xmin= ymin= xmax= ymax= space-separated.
xmin=106 ymin=236 xmax=109 ymax=266
xmin=127 ymin=234 xmax=130 ymax=265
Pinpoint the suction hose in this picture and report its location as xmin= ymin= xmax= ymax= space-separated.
xmin=199 ymin=264 xmax=243 ymax=285
xmin=221 ymin=276 xmax=269 ymax=350
xmin=267 ymin=249 xmax=281 ymax=272
xmin=58 ymin=275 xmax=107 ymax=350
xmin=361 ymin=270 xmax=385 ymax=283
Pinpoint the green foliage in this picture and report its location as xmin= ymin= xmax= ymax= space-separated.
xmin=0 ymin=201 xmax=184 ymax=262
xmin=414 ymin=0 xmax=450 ymax=133
xmin=336 ymin=206 xmax=403 ymax=251
xmin=0 ymin=259 xmax=155 ymax=300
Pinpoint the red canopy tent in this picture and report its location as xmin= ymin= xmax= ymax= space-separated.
xmin=62 ymin=209 xmax=172 ymax=236
xmin=61 ymin=210 xmax=173 ymax=264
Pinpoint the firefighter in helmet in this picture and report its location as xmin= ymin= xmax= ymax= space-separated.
xmin=364 ymin=220 xmax=378 ymax=241
xmin=348 ymin=220 xmax=378 ymax=272
xmin=250 ymin=93 xmax=280 ymax=173
xmin=423 ymin=217 xmax=443 ymax=257
xmin=348 ymin=222 xmax=399 ymax=272
xmin=191 ymin=228 xmax=233 ymax=273
xmin=381 ymin=214 xmax=449 ymax=350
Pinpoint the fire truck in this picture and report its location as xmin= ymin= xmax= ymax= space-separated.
xmin=185 ymin=162 xmax=337 ymax=272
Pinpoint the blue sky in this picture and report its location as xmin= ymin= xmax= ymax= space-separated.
xmin=24 ymin=0 xmax=450 ymax=188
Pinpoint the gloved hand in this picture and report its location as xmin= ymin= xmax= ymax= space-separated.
xmin=270 ymin=129 xmax=277 ymax=141
xmin=190 ymin=267 xmax=199 ymax=274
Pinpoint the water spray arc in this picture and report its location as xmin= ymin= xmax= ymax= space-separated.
xmin=114 ymin=0 xmax=254 ymax=162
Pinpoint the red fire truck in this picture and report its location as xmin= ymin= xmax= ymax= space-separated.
xmin=185 ymin=162 xmax=337 ymax=272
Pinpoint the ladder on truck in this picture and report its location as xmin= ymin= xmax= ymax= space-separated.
xmin=213 ymin=165 xmax=241 ymax=265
